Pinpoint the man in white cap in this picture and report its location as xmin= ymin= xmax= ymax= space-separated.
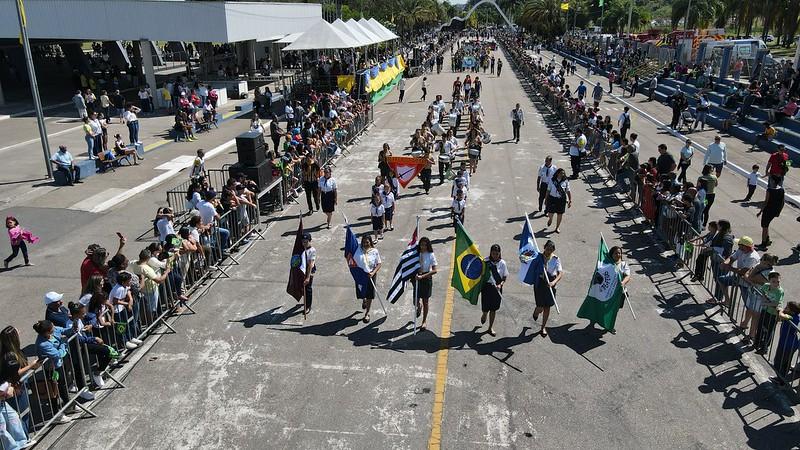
xmin=709 ymin=236 xmax=760 ymax=308
xmin=44 ymin=292 xmax=69 ymax=328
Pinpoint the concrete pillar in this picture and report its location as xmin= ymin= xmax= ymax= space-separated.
xmin=248 ymin=40 xmax=257 ymax=76
xmin=140 ymin=39 xmax=159 ymax=108
xmin=718 ymin=46 xmax=732 ymax=82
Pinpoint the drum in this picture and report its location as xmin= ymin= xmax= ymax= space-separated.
xmin=448 ymin=114 xmax=457 ymax=127
xmin=481 ymin=132 xmax=492 ymax=143
xmin=432 ymin=123 xmax=445 ymax=136
xmin=468 ymin=148 xmax=480 ymax=157
xmin=411 ymin=150 xmax=423 ymax=158
xmin=439 ymin=154 xmax=453 ymax=163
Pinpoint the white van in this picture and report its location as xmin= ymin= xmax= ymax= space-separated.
xmin=704 ymin=39 xmax=767 ymax=61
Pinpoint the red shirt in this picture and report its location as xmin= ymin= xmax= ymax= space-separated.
xmin=80 ymin=257 xmax=106 ymax=289
xmin=768 ymin=151 xmax=789 ymax=176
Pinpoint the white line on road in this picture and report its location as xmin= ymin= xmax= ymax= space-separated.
xmin=88 ymin=138 xmax=235 ymax=213
xmin=0 ymin=124 xmax=84 ymax=154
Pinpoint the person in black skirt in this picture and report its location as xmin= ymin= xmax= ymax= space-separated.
xmin=480 ymin=244 xmax=508 ymax=336
xmin=318 ymin=167 xmax=337 ymax=229
xmin=369 ymin=193 xmax=385 ymax=242
xmin=545 ymin=168 xmax=572 ymax=234
xmin=756 ymin=176 xmax=785 ymax=249
xmin=415 ymin=237 xmax=438 ymax=330
xmin=532 ymin=240 xmax=562 ymax=337
xmin=358 ymin=235 xmax=382 ymax=323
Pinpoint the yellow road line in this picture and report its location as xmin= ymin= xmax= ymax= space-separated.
xmin=222 ymin=110 xmax=239 ymax=120
xmin=144 ymin=139 xmax=170 ymax=153
xmin=428 ymin=240 xmax=457 ymax=450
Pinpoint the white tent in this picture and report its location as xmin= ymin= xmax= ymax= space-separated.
xmin=332 ymin=19 xmax=375 ymax=47
xmin=367 ymin=18 xmax=400 ymax=41
xmin=347 ymin=18 xmax=384 ymax=45
xmin=283 ymin=19 xmax=362 ymax=50
xmin=357 ymin=18 xmax=390 ymax=41
xmin=277 ymin=32 xmax=304 ymax=44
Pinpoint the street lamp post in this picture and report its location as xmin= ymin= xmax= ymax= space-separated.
xmin=683 ymin=0 xmax=692 ymax=31
xmin=14 ymin=0 xmax=53 ymax=179
xmin=625 ymin=0 xmax=634 ymax=36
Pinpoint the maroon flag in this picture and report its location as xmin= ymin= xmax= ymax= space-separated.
xmin=286 ymin=217 xmax=305 ymax=301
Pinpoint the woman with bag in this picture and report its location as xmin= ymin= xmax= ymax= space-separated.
xmin=480 ymin=244 xmax=508 ymax=337
xmin=545 ymin=168 xmax=572 ymax=234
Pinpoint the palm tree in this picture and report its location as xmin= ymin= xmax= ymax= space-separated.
xmin=518 ymin=0 xmax=566 ymax=37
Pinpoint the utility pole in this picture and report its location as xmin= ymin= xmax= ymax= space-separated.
xmin=14 ymin=0 xmax=53 ymax=179
xmin=683 ymin=0 xmax=692 ymax=31
xmin=625 ymin=0 xmax=634 ymax=36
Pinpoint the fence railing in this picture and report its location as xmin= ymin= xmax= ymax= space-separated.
xmin=499 ymin=35 xmax=800 ymax=395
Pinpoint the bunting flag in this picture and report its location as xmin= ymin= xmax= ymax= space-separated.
xmin=560 ymin=2 xmax=570 ymax=10
xmin=344 ymin=225 xmax=371 ymax=298
xmin=451 ymin=221 xmax=487 ymax=305
xmin=386 ymin=156 xmax=428 ymax=188
xmin=286 ymin=217 xmax=306 ymax=301
xmin=386 ymin=226 xmax=420 ymax=304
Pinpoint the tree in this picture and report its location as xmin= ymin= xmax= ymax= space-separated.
xmin=518 ymin=0 xmax=567 ymax=37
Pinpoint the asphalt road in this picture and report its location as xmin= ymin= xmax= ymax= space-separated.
xmin=12 ymin=43 xmax=800 ymax=449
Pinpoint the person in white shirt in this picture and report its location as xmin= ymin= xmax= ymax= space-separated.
xmin=677 ymin=139 xmax=693 ymax=183
xmin=546 ymin=168 xmax=572 ymax=233
xmin=568 ymin=128 xmax=587 ymax=179
xmin=398 ymin=77 xmax=406 ymax=103
xmin=480 ymin=244 xmax=508 ymax=336
xmin=511 ymin=103 xmax=525 ymax=143
xmin=197 ymin=190 xmax=230 ymax=252
xmin=318 ymin=167 xmax=337 ymax=229
xmin=123 ymin=104 xmax=142 ymax=145
xmin=420 ymin=77 xmax=428 ymax=101
xmin=532 ymin=240 xmax=563 ymax=337
xmin=155 ymin=207 xmax=175 ymax=243
xmin=703 ymin=135 xmax=727 ymax=177
xmin=617 ymin=106 xmax=631 ymax=140
xmin=369 ymin=193 xmax=385 ymax=241
xmin=710 ymin=236 xmax=760 ymax=306
xmin=358 ymin=235 xmax=381 ymax=323
xmin=381 ymin=180 xmax=396 ymax=232
xmin=451 ymin=189 xmax=466 ymax=228
xmin=537 ymin=156 xmax=557 ymax=212
xmin=285 ymin=102 xmax=295 ymax=128
xmin=416 ymin=236 xmax=438 ymax=330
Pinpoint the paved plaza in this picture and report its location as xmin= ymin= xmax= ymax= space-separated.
xmin=0 ymin=43 xmax=795 ymax=449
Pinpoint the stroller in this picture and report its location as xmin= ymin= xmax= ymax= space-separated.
xmin=678 ymin=110 xmax=695 ymax=132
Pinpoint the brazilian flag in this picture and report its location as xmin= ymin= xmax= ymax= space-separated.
xmin=451 ymin=221 xmax=487 ymax=305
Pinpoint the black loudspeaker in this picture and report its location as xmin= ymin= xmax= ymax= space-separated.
xmin=228 ymin=160 xmax=274 ymax=191
xmin=236 ymin=131 xmax=266 ymax=166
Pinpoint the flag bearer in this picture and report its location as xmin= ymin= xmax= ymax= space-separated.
xmin=302 ymin=233 xmax=316 ymax=315
xmin=533 ymin=240 xmax=562 ymax=337
xmin=480 ymin=244 xmax=508 ymax=336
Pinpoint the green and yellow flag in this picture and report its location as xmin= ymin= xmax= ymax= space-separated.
xmin=451 ymin=221 xmax=487 ymax=305
xmin=560 ymin=2 xmax=570 ymax=11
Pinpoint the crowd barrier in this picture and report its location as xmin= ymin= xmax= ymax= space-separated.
xmin=498 ymin=35 xmax=800 ymax=395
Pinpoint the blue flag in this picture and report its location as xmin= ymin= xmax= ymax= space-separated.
xmin=518 ymin=214 xmax=544 ymax=285
xmin=344 ymin=226 xmax=371 ymax=298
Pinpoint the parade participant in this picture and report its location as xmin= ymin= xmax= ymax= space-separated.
xmin=4 ymin=216 xmax=38 ymax=269
xmin=439 ymin=130 xmax=458 ymax=184
xmin=301 ymin=153 xmax=321 ymax=214
xmin=568 ymin=128 xmax=587 ymax=179
xmin=319 ymin=167 xmax=337 ymax=229
xmin=381 ymin=180 xmax=396 ymax=232
xmin=371 ymin=175 xmax=385 ymax=196
xmin=421 ymin=149 xmax=435 ymax=194
xmin=510 ymin=103 xmax=524 ymax=144
xmin=546 ymin=168 xmax=572 ymax=233
xmin=536 ymin=156 xmax=556 ymax=213
xmin=369 ymin=193 xmax=385 ymax=241
xmin=463 ymin=75 xmax=472 ymax=101
xmin=533 ymin=240 xmax=562 ymax=337
xmin=480 ymin=244 xmax=508 ymax=336
xmin=451 ymin=189 xmax=466 ymax=228
xmin=378 ymin=143 xmax=392 ymax=179
xmin=416 ymin=237 xmax=438 ymax=330
xmin=302 ymin=232 xmax=316 ymax=315
xmin=358 ymin=236 xmax=381 ymax=323
xmin=452 ymin=77 xmax=462 ymax=103
xmin=466 ymin=128 xmax=482 ymax=175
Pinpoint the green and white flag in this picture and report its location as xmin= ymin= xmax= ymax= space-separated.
xmin=576 ymin=237 xmax=623 ymax=331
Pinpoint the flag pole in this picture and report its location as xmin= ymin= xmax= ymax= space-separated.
xmin=342 ymin=211 xmax=388 ymax=317
xmin=528 ymin=212 xmax=560 ymax=314
xmin=600 ymin=233 xmax=636 ymax=320
xmin=413 ymin=215 xmax=420 ymax=335
xmin=298 ymin=205 xmax=307 ymax=320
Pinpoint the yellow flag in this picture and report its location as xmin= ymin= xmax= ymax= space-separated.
xmin=560 ymin=2 xmax=570 ymax=10
xmin=17 ymin=0 xmax=27 ymax=44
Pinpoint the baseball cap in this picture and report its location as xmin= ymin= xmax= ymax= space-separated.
xmin=302 ymin=232 xmax=312 ymax=241
xmin=44 ymin=291 xmax=64 ymax=305
xmin=738 ymin=236 xmax=754 ymax=248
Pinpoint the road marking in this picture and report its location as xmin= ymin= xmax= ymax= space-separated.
xmin=144 ymin=139 xmax=171 ymax=153
xmin=0 ymin=124 xmax=84 ymax=154
xmin=88 ymin=138 xmax=235 ymax=213
xmin=428 ymin=240 xmax=456 ymax=450
xmin=67 ymin=188 xmax=128 ymax=211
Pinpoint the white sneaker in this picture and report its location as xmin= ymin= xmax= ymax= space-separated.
xmin=130 ymin=338 xmax=143 ymax=345
xmin=55 ymin=414 xmax=73 ymax=424
xmin=78 ymin=391 xmax=95 ymax=401
xmin=92 ymin=374 xmax=105 ymax=388
xmin=68 ymin=384 xmax=78 ymax=393
xmin=125 ymin=341 xmax=138 ymax=350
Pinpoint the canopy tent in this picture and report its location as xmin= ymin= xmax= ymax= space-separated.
xmin=357 ymin=18 xmax=390 ymax=41
xmin=282 ymin=20 xmax=362 ymax=50
xmin=257 ymin=34 xmax=287 ymax=43
xmin=277 ymin=32 xmax=305 ymax=44
xmin=332 ymin=19 xmax=377 ymax=47
xmin=367 ymin=18 xmax=400 ymax=41
xmin=346 ymin=19 xmax=384 ymax=45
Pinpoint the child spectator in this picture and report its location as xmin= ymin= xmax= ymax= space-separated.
xmin=452 ymin=189 xmax=466 ymax=228
xmin=744 ymin=165 xmax=759 ymax=201
xmin=4 ymin=216 xmax=38 ymax=269
xmin=772 ymin=300 xmax=799 ymax=386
